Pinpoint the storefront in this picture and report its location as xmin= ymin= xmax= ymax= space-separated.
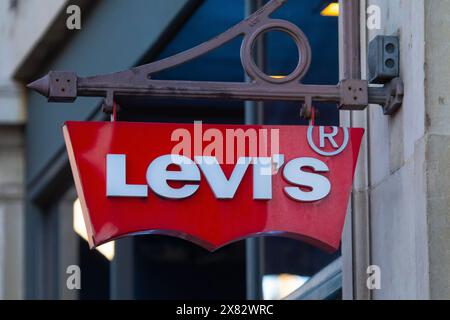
xmin=2 ymin=0 xmax=449 ymax=301
xmin=22 ymin=0 xmax=341 ymax=300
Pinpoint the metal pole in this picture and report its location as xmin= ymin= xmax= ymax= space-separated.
xmin=245 ymin=0 xmax=265 ymax=301
xmin=339 ymin=0 xmax=361 ymax=80
xmin=110 ymin=238 xmax=134 ymax=299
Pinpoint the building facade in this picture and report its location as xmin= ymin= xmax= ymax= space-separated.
xmin=342 ymin=0 xmax=450 ymax=300
xmin=0 ymin=0 xmax=449 ymax=300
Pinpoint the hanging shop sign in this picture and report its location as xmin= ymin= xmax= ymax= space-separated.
xmin=63 ymin=121 xmax=363 ymax=252
xmin=29 ymin=0 xmax=401 ymax=252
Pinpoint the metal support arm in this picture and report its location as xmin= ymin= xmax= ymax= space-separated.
xmin=28 ymin=0 xmax=403 ymax=116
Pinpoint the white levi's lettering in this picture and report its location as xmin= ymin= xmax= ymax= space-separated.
xmin=106 ymin=154 xmax=331 ymax=202
xmin=283 ymin=157 xmax=331 ymax=202
xmin=194 ymin=156 xmax=252 ymax=199
xmin=106 ymin=154 xmax=148 ymax=197
xmin=146 ymin=155 xmax=200 ymax=199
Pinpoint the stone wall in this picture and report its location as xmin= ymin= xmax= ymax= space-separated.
xmin=0 ymin=127 xmax=24 ymax=299
xmin=0 ymin=0 xmax=66 ymax=299
xmin=344 ymin=0 xmax=450 ymax=299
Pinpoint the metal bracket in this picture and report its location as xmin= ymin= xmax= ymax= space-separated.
xmin=300 ymin=96 xmax=313 ymax=120
xmin=27 ymin=0 xmax=404 ymax=118
xmin=339 ymin=79 xmax=369 ymax=111
xmin=46 ymin=71 xmax=77 ymax=102
xmin=383 ymin=77 xmax=404 ymax=115
xmin=368 ymin=35 xmax=400 ymax=84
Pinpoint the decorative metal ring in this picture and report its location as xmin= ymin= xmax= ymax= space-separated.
xmin=241 ymin=19 xmax=312 ymax=84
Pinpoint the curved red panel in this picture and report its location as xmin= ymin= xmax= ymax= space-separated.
xmin=63 ymin=121 xmax=364 ymax=252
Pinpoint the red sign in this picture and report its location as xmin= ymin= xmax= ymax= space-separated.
xmin=63 ymin=121 xmax=364 ymax=252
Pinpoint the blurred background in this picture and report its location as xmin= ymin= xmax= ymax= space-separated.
xmin=0 ymin=0 xmax=342 ymax=300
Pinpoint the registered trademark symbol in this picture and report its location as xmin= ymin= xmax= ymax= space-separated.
xmin=307 ymin=126 xmax=349 ymax=157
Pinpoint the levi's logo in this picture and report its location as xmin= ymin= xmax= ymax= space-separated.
xmin=106 ymin=154 xmax=331 ymax=202
xmin=63 ymin=121 xmax=363 ymax=252
xmin=106 ymin=122 xmax=345 ymax=202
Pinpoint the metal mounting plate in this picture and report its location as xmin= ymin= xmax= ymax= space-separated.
xmin=339 ymin=79 xmax=369 ymax=110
